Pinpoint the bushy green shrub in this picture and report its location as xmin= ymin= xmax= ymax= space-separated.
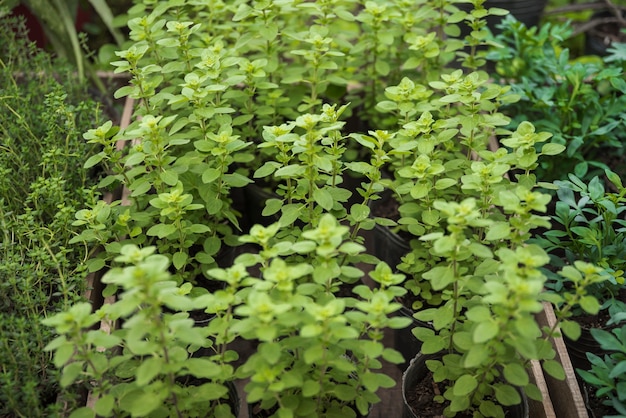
xmin=0 ymin=17 xmax=104 ymax=417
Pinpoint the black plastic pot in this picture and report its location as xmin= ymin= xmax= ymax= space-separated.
xmin=394 ymin=306 xmax=431 ymax=371
xmin=564 ymin=324 xmax=616 ymax=372
xmin=402 ymin=352 xmax=530 ymax=418
xmin=248 ymin=401 xmax=368 ymax=418
xmin=460 ymin=0 xmax=548 ymax=35
xmin=584 ymin=10 xmax=626 ymax=56
xmin=372 ymin=223 xmax=411 ymax=271
xmin=242 ymin=183 xmax=280 ymax=230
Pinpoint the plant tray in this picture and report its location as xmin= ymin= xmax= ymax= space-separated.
xmin=535 ymin=302 xmax=589 ymax=418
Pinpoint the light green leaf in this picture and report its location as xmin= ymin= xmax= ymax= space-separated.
xmin=503 ymin=363 xmax=529 ymax=386
xmin=69 ymin=407 xmax=96 ymax=418
xmin=136 ymin=357 xmax=162 ymax=386
xmin=453 ymin=374 xmax=478 ymax=396
xmin=146 ymin=223 xmax=177 ymax=238
xmin=494 ymin=383 xmax=521 ymax=406
xmin=542 ymin=359 xmax=565 ymax=380
xmin=473 ymin=320 xmax=499 ymax=343
xmin=313 ymin=188 xmax=334 ymax=210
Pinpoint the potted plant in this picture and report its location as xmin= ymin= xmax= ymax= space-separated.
xmin=532 ymin=170 xmax=626 ymax=375
xmin=577 ymin=316 xmax=626 ymax=417
xmin=42 ymin=244 xmax=241 ymax=418
xmin=0 ymin=16 xmax=107 ymax=417
xmin=485 ymin=15 xmax=626 ymax=184
xmin=223 ymin=214 xmax=410 ymax=417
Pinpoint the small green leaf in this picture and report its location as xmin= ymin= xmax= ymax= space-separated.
xmin=560 ymin=320 xmax=581 ymax=340
xmin=541 ymin=143 xmax=566 ymax=156
xmin=542 ymin=359 xmax=565 ymax=380
xmin=579 ymin=295 xmax=601 ymax=315
xmin=146 ymin=223 xmax=177 ymax=238
xmin=135 ymin=357 xmax=162 ymax=386
xmin=494 ymin=383 xmax=521 ymax=406
xmin=202 ymin=167 xmax=221 ymax=183
xmin=313 ymin=188 xmax=334 ymax=210
xmin=84 ymin=152 xmax=105 ymax=169
xmin=473 ymin=320 xmax=499 ymax=343
xmin=160 ymin=170 xmax=178 ymax=186
xmin=453 ymin=375 xmax=478 ymax=396
xmin=172 ymin=251 xmax=188 ymax=270
xmin=503 ymin=363 xmax=529 ymax=386
xmin=69 ymin=407 xmax=96 ymax=418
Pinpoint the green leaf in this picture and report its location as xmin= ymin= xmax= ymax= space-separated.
xmin=486 ymin=222 xmax=511 ymax=241
xmin=185 ymin=358 xmax=222 ymax=378
xmin=579 ymin=295 xmax=600 ymax=315
xmin=146 ymin=223 xmax=177 ymax=238
xmin=473 ymin=320 xmax=499 ymax=343
xmin=302 ymin=379 xmax=321 ymax=396
xmin=172 ymin=251 xmax=188 ymax=270
xmin=202 ymin=167 xmax=221 ymax=183
xmin=69 ymin=407 xmax=96 ymax=418
xmin=423 ymin=266 xmax=454 ymax=290
xmin=313 ymin=188 xmax=334 ymax=210
xmin=136 ymin=357 xmax=162 ymax=386
xmin=121 ymin=389 xmax=161 ymax=416
xmin=60 ymin=362 xmax=84 ymax=387
xmin=541 ymin=143 xmax=566 ymax=156
xmin=254 ymin=162 xmax=280 ymax=178
xmin=362 ymin=372 xmax=396 ymax=391
xmin=560 ymin=320 xmax=581 ymax=340
xmin=542 ymin=359 xmax=565 ymax=380
xmin=453 ymin=374 xmax=478 ymax=396
xmin=494 ymin=383 xmax=521 ymax=406
xmin=84 ymin=152 xmax=105 ymax=169
xmin=275 ymin=164 xmax=305 ymax=177
xmin=263 ymin=198 xmax=283 ymax=216
xmin=160 ymin=170 xmax=178 ymax=186
xmin=503 ymin=363 xmax=529 ymax=386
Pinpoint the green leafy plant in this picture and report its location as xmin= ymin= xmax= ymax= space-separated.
xmin=49 ymin=1 xmax=612 ymax=417
xmin=577 ymin=321 xmax=626 ymax=416
xmin=487 ymin=15 xmax=626 ymax=183
xmin=2 ymin=0 xmax=125 ymax=86
xmin=224 ymin=214 xmax=410 ymax=417
xmin=534 ymin=170 xmax=626 ymax=315
xmin=43 ymin=244 xmax=240 ymax=418
xmin=0 ymin=16 xmax=103 ymax=417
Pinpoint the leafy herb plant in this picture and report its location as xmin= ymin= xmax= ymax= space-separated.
xmin=43 ymin=244 xmax=240 ymax=418
xmin=578 ymin=321 xmax=626 ymax=416
xmin=0 ymin=16 xmax=103 ymax=417
xmin=486 ymin=15 xmax=626 ymax=183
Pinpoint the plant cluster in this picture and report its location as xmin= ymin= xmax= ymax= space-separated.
xmin=37 ymin=1 xmax=620 ymax=417
xmin=486 ymin=15 xmax=626 ymax=183
xmin=578 ymin=318 xmax=626 ymax=416
xmin=534 ymin=170 xmax=626 ymax=315
xmin=0 ymin=16 xmax=104 ymax=417
xmin=45 ymin=214 xmax=410 ymax=418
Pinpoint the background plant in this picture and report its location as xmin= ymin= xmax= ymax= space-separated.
xmin=0 ymin=16 xmax=103 ymax=417
xmin=577 ymin=318 xmax=626 ymax=417
xmin=1 ymin=0 xmax=125 ymax=88
xmin=533 ymin=170 xmax=626 ymax=316
xmin=487 ymin=15 xmax=626 ymax=183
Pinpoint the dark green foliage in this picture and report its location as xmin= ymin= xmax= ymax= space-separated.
xmin=487 ymin=15 xmax=626 ymax=183
xmin=0 ymin=16 xmax=102 ymax=417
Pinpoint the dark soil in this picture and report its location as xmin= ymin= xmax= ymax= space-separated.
xmin=404 ymin=371 xmax=473 ymax=418
xmin=582 ymin=380 xmax=618 ymax=418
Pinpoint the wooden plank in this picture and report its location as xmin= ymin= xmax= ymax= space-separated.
xmin=528 ymin=358 xmax=556 ymax=418
xmin=537 ymin=302 xmax=589 ymax=418
xmin=85 ymin=95 xmax=135 ymax=409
